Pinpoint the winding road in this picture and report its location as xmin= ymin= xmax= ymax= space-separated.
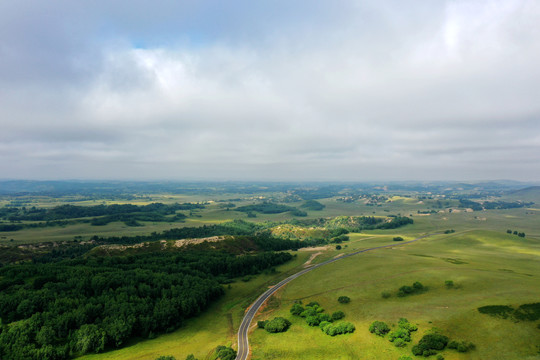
xmin=235 ymin=233 xmax=438 ymax=360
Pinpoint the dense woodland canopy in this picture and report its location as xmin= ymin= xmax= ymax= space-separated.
xmin=0 ymin=249 xmax=292 ymax=359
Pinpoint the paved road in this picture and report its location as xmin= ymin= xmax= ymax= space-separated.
xmin=235 ymin=233 xmax=439 ymax=360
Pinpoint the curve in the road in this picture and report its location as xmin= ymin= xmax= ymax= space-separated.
xmin=235 ymin=233 xmax=439 ymax=360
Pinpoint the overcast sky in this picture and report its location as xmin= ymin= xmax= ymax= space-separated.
xmin=1 ymin=0 xmax=539 ymax=181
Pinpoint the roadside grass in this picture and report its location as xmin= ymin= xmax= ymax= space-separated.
xmin=250 ymin=230 xmax=540 ymax=360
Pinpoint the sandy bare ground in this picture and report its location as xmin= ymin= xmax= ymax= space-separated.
xmin=99 ymin=236 xmax=226 ymax=252
xmin=299 ymin=245 xmax=329 ymax=252
xmin=173 ymin=236 xmax=225 ymax=247
xmin=303 ymin=252 xmax=322 ymax=267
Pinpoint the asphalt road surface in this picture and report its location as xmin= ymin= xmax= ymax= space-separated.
xmin=235 ymin=233 xmax=438 ymax=360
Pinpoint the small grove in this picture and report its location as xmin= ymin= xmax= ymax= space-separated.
xmin=290 ymin=298 xmax=355 ymax=336
xmin=258 ymin=298 xmax=356 ymax=337
xmin=369 ymin=319 xmax=475 ymax=357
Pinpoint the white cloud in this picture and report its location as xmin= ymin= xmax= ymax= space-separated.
xmin=1 ymin=0 xmax=539 ymax=180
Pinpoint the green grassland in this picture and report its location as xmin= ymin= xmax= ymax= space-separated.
xmin=1 ymin=186 xmax=540 ymax=359
xmin=250 ymin=230 xmax=540 ymax=360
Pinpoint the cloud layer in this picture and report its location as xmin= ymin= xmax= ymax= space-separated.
xmin=1 ymin=0 xmax=539 ymax=181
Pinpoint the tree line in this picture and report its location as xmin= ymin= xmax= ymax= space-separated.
xmin=0 ymin=203 xmax=204 ymax=230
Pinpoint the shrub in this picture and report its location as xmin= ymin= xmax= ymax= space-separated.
xmin=444 ymin=280 xmax=454 ymax=288
xmin=381 ymin=291 xmax=391 ymax=299
xmin=422 ymin=349 xmax=438 ymax=356
xmin=319 ymin=321 xmax=332 ymax=332
xmin=369 ymin=321 xmax=390 ymax=336
xmin=412 ymin=282 xmax=424 ymax=291
xmin=388 ymin=328 xmax=411 ymax=343
xmin=393 ymin=338 xmax=406 ymax=347
xmin=331 ymin=311 xmax=345 ymax=321
xmin=300 ymin=305 xmax=323 ymax=317
xmin=398 ymin=286 xmax=413 ymax=297
xmin=448 ymin=340 xmax=476 ymax=353
xmin=290 ymin=303 xmax=304 ymax=316
xmin=398 ymin=356 xmax=413 ymax=360
xmin=318 ymin=313 xmax=331 ymax=323
xmin=436 ymin=355 xmax=444 ymax=360
xmin=215 ymin=346 xmax=236 ymax=360
xmin=335 ymin=245 xmax=342 ymax=250
xmin=257 ymin=320 xmax=268 ymax=329
xmin=306 ymin=301 xmax=320 ymax=307
xmin=322 ymin=321 xmax=355 ymax=336
xmin=156 ymin=356 xmax=176 ymax=360
xmin=397 ymin=318 xmax=418 ymax=332
xmin=338 ymin=296 xmax=351 ymax=304
xmin=264 ymin=317 xmax=291 ymax=333
xmin=397 ymin=282 xmax=426 ymax=297
xmin=412 ymin=333 xmax=449 ymax=356
xmin=306 ymin=315 xmax=321 ymax=326
xmin=393 ymin=236 xmax=404 ymax=241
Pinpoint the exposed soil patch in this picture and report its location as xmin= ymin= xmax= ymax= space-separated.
xmin=174 ymin=236 xmax=225 ymax=247
xmin=303 ymin=252 xmax=322 ymax=267
xmin=299 ymin=245 xmax=329 ymax=252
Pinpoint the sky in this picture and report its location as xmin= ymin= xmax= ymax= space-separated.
xmin=1 ymin=0 xmax=539 ymax=181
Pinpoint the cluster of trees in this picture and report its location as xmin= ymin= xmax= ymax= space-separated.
xmin=459 ymin=199 xmax=532 ymax=211
xmin=369 ymin=321 xmax=390 ymax=336
xmin=257 ymin=317 xmax=291 ymax=333
xmin=411 ymin=329 xmax=476 ymax=357
xmin=319 ymin=321 xmax=355 ymax=336
xmin=331 ymin=235 xmax=349 ymax=244
xmin=0 ymin=249 xmax=292 ymax=359
xmin=388 ymin=319 xmax=418 ymax=347
xmin=369 ymin=318 xmax=417 ymax=348
xmin=289 ymin=301 xmax=355 ymax=336
xmin=412 ymin=332 xmax=449 ymax=357
xmin=507 ymin=229 xmax=526 ymax=237
xmin=397 ymin=282 xmax=426 ymax=297
xmin=300 ymin=200 xmax=325 ymax=211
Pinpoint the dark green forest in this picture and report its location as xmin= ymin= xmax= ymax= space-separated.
xmin=0 ymin=203 xmax=204 ymax=230
xmin=0 ymin=249 xmax=292 ymax=359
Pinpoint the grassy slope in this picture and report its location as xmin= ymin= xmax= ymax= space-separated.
xmin=250 ymin=230 xmax=540 ymax=360
xmin=3 ymin=194 xmax=540 ymax=359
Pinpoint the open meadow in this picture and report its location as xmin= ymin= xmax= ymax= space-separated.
xmin=1 ymin=183 xmax=539 ymax=360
